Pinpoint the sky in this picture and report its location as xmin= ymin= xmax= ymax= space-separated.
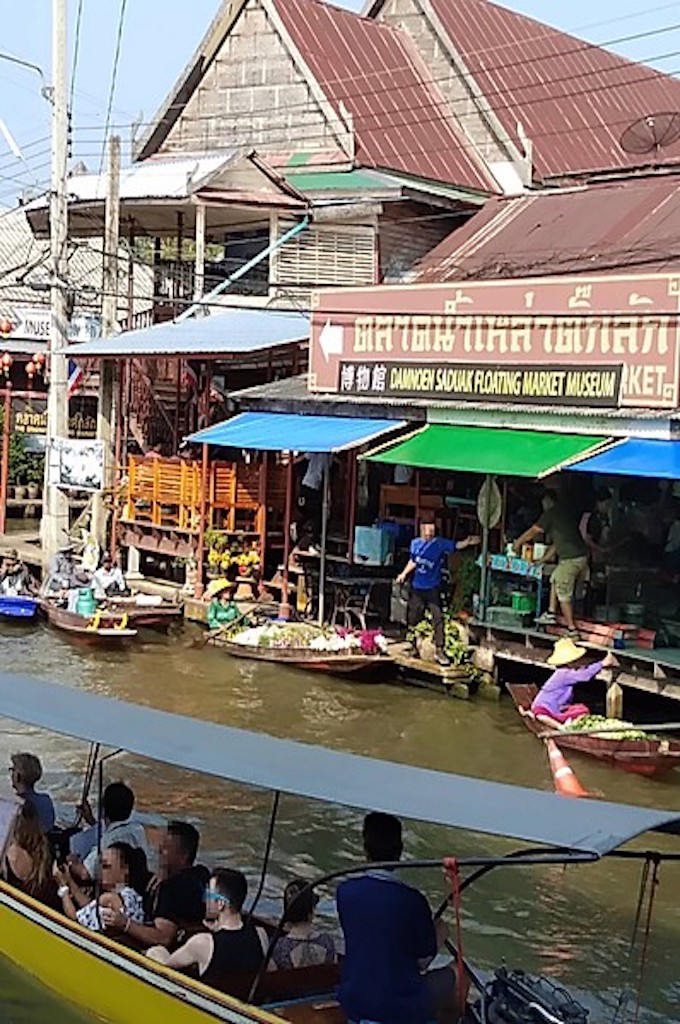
xmin=0 ymin=0 xmax=679 ymax=205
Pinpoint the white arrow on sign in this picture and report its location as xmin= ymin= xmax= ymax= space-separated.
xmin=319 ymin=319 xmax=344 ymax=362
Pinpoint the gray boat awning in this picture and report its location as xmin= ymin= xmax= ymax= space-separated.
xmin=61 ymin=309 xmax=309 ymax=359
xmin=0 ymin=673 xmax=677 ymax=856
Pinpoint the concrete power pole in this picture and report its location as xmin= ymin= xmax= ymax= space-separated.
xmin=42 ymin=0 xmax=71 ymax=561
xmin=91 ymin=134 xmax=121 ymax=548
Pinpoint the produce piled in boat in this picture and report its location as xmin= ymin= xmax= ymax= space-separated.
xmin=229 ymin=621 xmax=389 ymax=655
xmin=561 ymin=715 xmax=650 ymax=741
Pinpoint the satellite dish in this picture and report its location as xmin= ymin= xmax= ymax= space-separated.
xmin=477 ymin=477 xmax=502 ymax=530
xmin=619 ymin=112 xmax=680 ymax=159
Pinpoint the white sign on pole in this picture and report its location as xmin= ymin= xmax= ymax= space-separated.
xmin=48 ymin=437 xmax=105 ymax=492
xmin=6 ymin=307 xmax=102 ymax=344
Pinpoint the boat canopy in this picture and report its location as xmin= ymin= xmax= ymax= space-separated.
xmin=189 ymin=411 xmax=406 ymax=453
xmin=363 ymin=425 xmax=609 ymax=478
xmin=0 ymin=673 xmax=677 ymax=857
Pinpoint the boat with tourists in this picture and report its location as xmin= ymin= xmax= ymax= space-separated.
xmin=508 ymin=682 xmax=680 ymax=776
xmin=209 ymin=621 xmax=394 ymax=681
xmin=0 ymin=671 xmax=677 ymax=1024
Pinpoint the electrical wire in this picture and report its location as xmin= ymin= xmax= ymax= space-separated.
xmin=99 ymin=0 xmax=129 ymax=175
xmin=70 ymin=0 xmax=85 ymax=113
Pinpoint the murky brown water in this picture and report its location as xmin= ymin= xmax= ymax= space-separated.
xmin=0 ymin=619 xmax=678 ymax=1022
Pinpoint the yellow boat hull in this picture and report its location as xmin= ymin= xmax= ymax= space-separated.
xmin=0 ymin=883 xmax=279 ymax=1024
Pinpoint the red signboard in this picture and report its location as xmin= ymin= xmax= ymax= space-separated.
xmin=309 ymin=272 xmax=680 ymax=409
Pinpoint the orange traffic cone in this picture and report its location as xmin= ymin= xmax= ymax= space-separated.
xmin=546 ymin=739 xmax=590 ymax=798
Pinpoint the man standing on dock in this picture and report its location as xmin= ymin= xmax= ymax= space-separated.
xmin=396 ymin=518 xmax=480 ymax=667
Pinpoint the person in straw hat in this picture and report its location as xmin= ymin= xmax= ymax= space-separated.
xmin=531 ymin=637 xmax=617 ymax=724
xmin=207 ymin=579 xmax=243 ymax=632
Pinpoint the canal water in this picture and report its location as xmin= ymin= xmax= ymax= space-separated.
xmin=0 ymin=620 xmax=678 ymax=1022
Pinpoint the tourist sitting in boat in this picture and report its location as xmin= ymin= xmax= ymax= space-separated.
xmin=9 ymin=752 xmax=56 ymax=834
xmin=70 ymin=781 xmax=148 ymax=883
xmin=3 ymin=802 xmax=60 ymax=910
xmin=42 ymin=541 xmax=81 ymax=597
xmin=55 ymin=841 xmax=150 ymax=932
xmin=270 ymin=877 xmax=337 ymax=970
xmin=207 ymin=581 xmax=243 ymax=631
xmin=0 ymin=550 xmax=36 ymax=596
xmin=530 ymin=638 xmax=617 ymax=724
xmin=100 ymin=821 xmax=210 ymax=949
xmin=92 ymin=552 xmax=127 ymax=601
xmin=337 ymin=811 xmax=453 ymax=1024
xmin=146 ymin=868 xmax=266 ymax=982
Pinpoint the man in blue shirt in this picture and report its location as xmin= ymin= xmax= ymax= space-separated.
xmin=396 ymin=519 xmax=480 ymax=667
xmin=337 ymin=812 xmax=443 ymax=1024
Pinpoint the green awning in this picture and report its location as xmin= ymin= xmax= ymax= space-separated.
xmin=365 ymin=425 xmax=610 ymax=478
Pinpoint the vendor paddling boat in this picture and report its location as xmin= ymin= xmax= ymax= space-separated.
xmin=40 ymin=599 xmax=138 ymax=646
xmin=508 ymin=683 xmax=680 ymax=776
xmin=0 ymin=671 xmax=678 ymax=1024
xmin=210 ymin=621 xmax=394 ymax=681
xmin=0 ymin=594 xmax=39 ymax=621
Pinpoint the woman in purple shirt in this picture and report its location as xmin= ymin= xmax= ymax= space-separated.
xmin=532 ymin=638 xmax=616 ymax=723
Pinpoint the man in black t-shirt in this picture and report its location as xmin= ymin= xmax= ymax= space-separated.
xmin=101 ymin=820 xmax=209 ymax=948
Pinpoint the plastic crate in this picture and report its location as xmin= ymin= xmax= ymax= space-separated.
xmin=511 ymin=591 xmax=535 ymax=613
xmin=486 ymin=605 xmax=532 ymax=628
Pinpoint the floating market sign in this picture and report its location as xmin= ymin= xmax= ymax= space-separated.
xmin=310 ymin=273 xmax=680 ymax=409
xmin=0 ymin=307 xmax=101 ymax=344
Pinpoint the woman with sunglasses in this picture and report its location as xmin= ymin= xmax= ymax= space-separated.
xmin=146 ymin=868 xmax=266 ymax=982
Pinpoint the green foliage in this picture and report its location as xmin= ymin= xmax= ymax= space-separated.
xmin=0 ymin=407 xmax=45 ymax=486
xmin=409 ymin=612 xmax=470 ymax=663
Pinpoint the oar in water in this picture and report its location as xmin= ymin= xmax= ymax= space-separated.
xmin=537 ymin=721 xmax=680 ymax=739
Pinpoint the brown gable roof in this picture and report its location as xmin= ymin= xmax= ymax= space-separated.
xmin=135 ymin=0 xmax=496 ymax=192
xmin=370 ymin=0 xmax=680 ymax=181
xmin=415 ymin=173 xmax=680 ymax=281
xmin=271 ymin=0 xmax=495 ymax=190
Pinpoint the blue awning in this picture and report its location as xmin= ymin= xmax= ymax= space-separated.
xmin=569 ymin=438 xmax=680 ymax=479
xmin=189 ymin=412 xmax=406 ymax=453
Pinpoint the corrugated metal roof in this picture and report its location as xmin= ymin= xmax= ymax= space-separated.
xmin=273 ymin=0 xmax=495 ymax=191
xmin=190 ymin=410 xmax=406 ymax=451
xmin=416 ymin=174 xmax=680 ymax=281
xmin=229 ymin=374 xmax=680 ymax=439
xmin=416 ymin=0 xmax=680 ymax=181
xmin=63 ymin=309 xmax=309 ymax=358
xmin=25 ymin=152 xmax=238 ymax=210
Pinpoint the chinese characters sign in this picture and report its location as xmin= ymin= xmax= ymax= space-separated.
xmin=310 ymin=273 xmax=680 ymax=409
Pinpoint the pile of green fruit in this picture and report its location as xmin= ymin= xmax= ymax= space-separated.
xmin=409 ymin=613 xmax=471 ymax=664
xmin=568 ymin=715 xmax=649 ymax=741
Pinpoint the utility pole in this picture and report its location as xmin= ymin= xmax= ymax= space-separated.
xmin=91 ymin=133 xmax=121 ymax=548
xmin=42 ymin=0 xmax=70 ymax=562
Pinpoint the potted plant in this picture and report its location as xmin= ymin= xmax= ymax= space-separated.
xmin=26 ymin=454 xmax=45 ymax=500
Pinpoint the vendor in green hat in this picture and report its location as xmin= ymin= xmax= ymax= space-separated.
xmin=207 ymin=581 xmax=244 ymax=631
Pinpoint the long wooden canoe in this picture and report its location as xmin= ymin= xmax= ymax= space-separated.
xmin=104 ymin=596 xmax=184 ymax=631
xmin=508 ymin=683 xmax=680 ymax=777
xmin=209 ymin=634 xmax=393 ymax=680
xmin=40 ymin=600 xmax=138 ymax=645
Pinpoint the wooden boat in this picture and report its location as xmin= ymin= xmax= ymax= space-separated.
xmin=104 ymin=595 xmax=184 ymax=631
xmin=209 ymin=633 xmax=393 ymax=680
xmin=508 ymin=683 xmax=680 ymax=776
xmin=0 ymin=594 xmax=39 ymax=620
xmin=0 ymin=672 xmax=677 ymax=1024
xmin=40 ymin=600 xmax=138 ymax=645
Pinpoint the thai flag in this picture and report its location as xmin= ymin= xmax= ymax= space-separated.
xmin=67 ymin=359 xmax=84 ymax=398
xmin=181 ymin=361 xmax=199 ymax=393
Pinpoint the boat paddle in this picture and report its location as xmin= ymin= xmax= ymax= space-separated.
xmin=536 ymin=721 xmax=680 ymax=739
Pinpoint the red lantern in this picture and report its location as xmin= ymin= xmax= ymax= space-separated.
xmin=26 ymin=360 xmax=36 ymax=380
xmin=0 ymin=318 xmax=12 ymax=338
xmin=1 ymin=352 xmax=12 ymax=377
xmin=33 ymin=351 xmax=45 ymax=366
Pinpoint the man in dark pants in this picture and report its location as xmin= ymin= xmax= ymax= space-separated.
xmin=396 ymin=519 xmax=480 ymax=667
